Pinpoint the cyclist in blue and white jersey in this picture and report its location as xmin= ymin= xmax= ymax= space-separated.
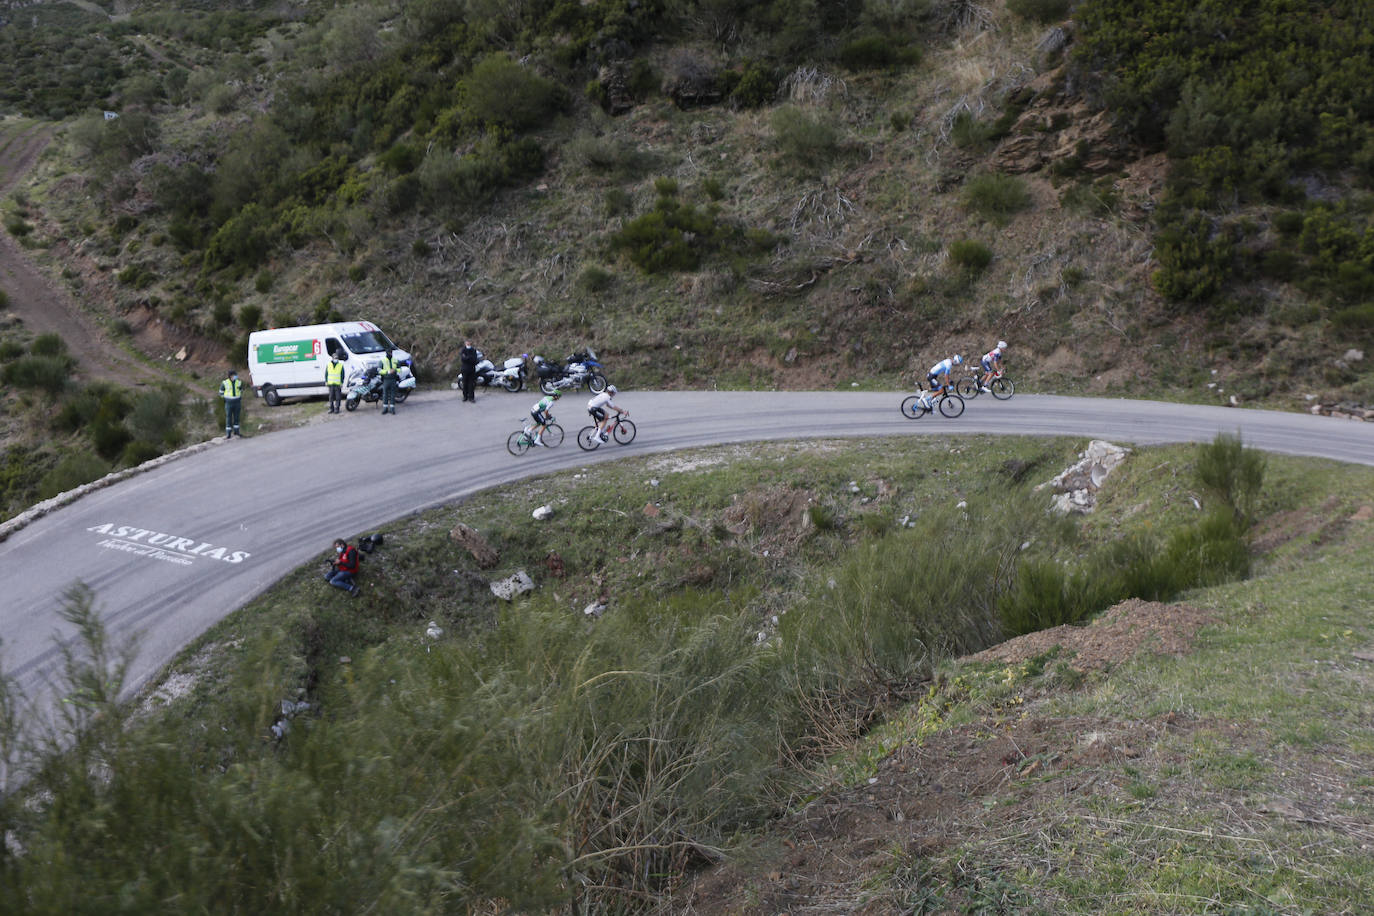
xmin=921 ymin=355 xmax=962 ymax=408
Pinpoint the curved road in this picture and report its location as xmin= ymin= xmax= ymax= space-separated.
xmin=3 ymin=391 xmax=1373 ymax=728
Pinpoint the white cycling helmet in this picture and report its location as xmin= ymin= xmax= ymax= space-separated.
xmin=953 ymin=354 xmax=963 ymax=365
xmin=998 ymin=340 xmax=1008 ymax=350
xmin=606 ymin=384 xmax=618 ymax=395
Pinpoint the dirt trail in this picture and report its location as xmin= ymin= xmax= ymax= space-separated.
xmin=0 ymin=121 xmax=166 ymax=386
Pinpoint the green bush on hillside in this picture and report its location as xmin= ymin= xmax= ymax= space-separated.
xmin=457 ymin=54 xmax=566 ymax=132
xmin=2 ymin=355 xmax=72 ymax=395
xmin=948 ymin=239 xmax=993 ymax=273
xmin=38 ymin=452 xmax=110 ymax=499
xmin=1007 ymin=0 xmax=1073 ymax=24
xmin=609 ymin=197 xmax=779 ymax=274
xmin=962 ymin=173 xmax=1032 ymax=226
xmin=771 ymin=105 xmax=842 ymax=173
xmin=837 ymin=34 xmax=920 ymax=72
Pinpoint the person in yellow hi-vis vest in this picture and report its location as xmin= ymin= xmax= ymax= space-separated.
xmin=378 ymin=348 xmax=399 ymax=414
xmin=325 ymin=351 xmax=345 ymax=414
xmin=219 ymin=369 xmax=243 ymax=438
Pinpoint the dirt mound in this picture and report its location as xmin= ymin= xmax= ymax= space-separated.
xmin=969 ymin=598 xmax=1214 ymax=672
xmin=721 ymin=485 xmax=815 ymax=555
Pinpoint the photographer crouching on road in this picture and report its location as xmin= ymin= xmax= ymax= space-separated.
xmin=325 ymin=538 xmax=361 ymax=596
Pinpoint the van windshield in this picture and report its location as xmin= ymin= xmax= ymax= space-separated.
xmin=340 ymin=331 xmax=396 ymax=355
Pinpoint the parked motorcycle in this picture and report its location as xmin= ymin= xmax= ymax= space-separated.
xmin=534 ymin=349 xmax=608 ymax=395
xmin=473 ymin=352 xmax=528 ymax=392
xmin=344 ymin=363 xmax=416 ymax=411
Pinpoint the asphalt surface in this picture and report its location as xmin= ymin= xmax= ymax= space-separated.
xmin=3 ymin=390 xmax=1373 ymax=730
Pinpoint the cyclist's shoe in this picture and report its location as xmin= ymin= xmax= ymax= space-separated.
xmin=599 ymin=431 xmax=609 ymax=442
xmin=532 ymin=435 xmax=543 ymax=447
xmin=980 ymin=385 xmax=991 ymax=393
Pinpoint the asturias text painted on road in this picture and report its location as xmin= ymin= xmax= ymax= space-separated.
xmin=86 ymin=523 xmax=251 ymax=565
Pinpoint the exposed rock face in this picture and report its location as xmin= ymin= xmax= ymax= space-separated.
xmin=1037 ymin=440 xmax=1131 ymax=514
xmin=450 ymin=523 xmax=499 ymax=568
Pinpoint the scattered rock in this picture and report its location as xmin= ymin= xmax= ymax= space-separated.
xmin=532 ymin=505 xmax=554 ymax=521
xmin=449 ymin=523 xmax=499 ymax=568
xmin=583 ymin=601 xmax=607 ymax=618
xmin=1343 ymin=348 xmax=1364 ymax=363
xmin=649 ymin=478 xmax=660 ymax=487
xmin=174 ymin=346 xmax=187 ymax=361
xmin=425 ymin=621 xmax=444 ymax=640
xmin=1351 ymin=505 xmax=1373 ymax=522
xmin=783 ymin=346 xmax=798 ymax=364
xmin=490 ymin=570 xmax=536 ymax=601
xmin=339 ymin=656 xmax=352 ymax=664
xmin=643 ymin=502 xmax=662 ymax=517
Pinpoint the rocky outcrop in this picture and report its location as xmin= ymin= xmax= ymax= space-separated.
xmin=1308 ymin=402 xmax=1374 ymax=421
xmin=1037 ymin=440 xmax=1131 ymax=514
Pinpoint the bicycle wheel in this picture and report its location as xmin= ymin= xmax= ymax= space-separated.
xmin=990 ymin=377 xmax=1015 ymax=400
xmin=507 ymin=430 xmax=531 ymax=456
xmin=613 ymin=418 xmax=636 ymax=445
xmin=900 ymin=395 xmax=928 ymax=420
xmin=955 ymin=378 xmax=979 ymax=399
xmin=577 ymin=426 xmax=602 ymax=451
xmin=542 ymin=423 xmax=564 ymax=447
xmin=938 ymin=393 xmax=965 ymax=418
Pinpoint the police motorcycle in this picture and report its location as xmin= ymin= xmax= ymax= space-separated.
xmin=473 ymin=351 xmax=528 ymax=392
xmin=535 ymin=349 xmax=607 ymax=395
xmin=344 ymin=360 xmax=416 ymax=411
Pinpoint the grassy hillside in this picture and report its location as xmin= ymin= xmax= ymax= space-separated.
xmin=0 ymin=0 xmax=1369 ymax=404
xmin=3 ymin=434 xmax=1369 ymax=912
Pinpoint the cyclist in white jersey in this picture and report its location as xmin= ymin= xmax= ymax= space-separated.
xmin=921 ymin=355 xmax=962 ymax=408
xmin=979 ymin=341 xmax=1007 ymax=392
xmin=586 ymin=385 xmax=627 ymax=441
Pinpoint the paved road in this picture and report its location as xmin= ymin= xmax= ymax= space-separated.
xmin=3 ymin=391 xmax=1373 ymax=727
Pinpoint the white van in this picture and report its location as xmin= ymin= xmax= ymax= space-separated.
xmin=247 ymin=321 xmax=412 ymax=406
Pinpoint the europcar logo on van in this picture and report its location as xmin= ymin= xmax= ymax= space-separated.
xmin=256 ymin=339 xmax=320 ymax=364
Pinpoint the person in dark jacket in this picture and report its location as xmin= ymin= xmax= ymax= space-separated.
xmin=459 ymin=339 xmax=479 ymax=402
xmin=325 ymin=538 xmax=361 ymax=596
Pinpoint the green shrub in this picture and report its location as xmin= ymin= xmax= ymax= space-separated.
xmin=376 ymin=142 xmax=421 ymax=174
xmin=604 ymin=188 xmax=633 ymax=216
xmin=253 ymin=270 xmax=273 ymax=294
xmin=117 ymin=263 xmax=157 ymax=289
xmin=702 ymin=177 xmax=725 ymax=200
xmin=348 ymin=264 xmax=366 ymax=283
xmin=1008 ymin=0 xmax=1072 ymax=24
xmin=948 ymin=239 xmax=993 ymax=273
xmin=0 ymin=340 xmax=24 ymax=360
xmin=1152 ymin=212 xmax=1235 ymax=303
xmin=128 ymin=387 xmax=185 ymax=449
xmin=576 ymin=265 xmax=613 ymax=293
xmin=567 ymin=134 xmax=653 ymax=177
xmin=120 ymin=440 xmax=164 ymax=466
xmin=950 ymin=111 xmax=996 ymax=149
xmin=838 ymin=34 xmax=920 ymax=71
xmin=411 ymin=238 xmax=432 ymax=258
xmin=212 ymin=301 xmax=234 ymax=326
xmin=38 ymin=452 xmax=110 ymax=499
xmin=30 ymin=333 xmax=67 ymax=358
xmin=1000 ymin=510 xmax=1252 ymax=638
xmin=2 ymin=355 xmax=72 ymax=394
xmin=0 ymin=288 xmax=8 ymax=308
xmin=237 ymin=304 xmax=263 ymax=331
xmin=1332 ymin=303 xmax=1374 ymax=336
xmin=459 ymin=54 xmax=565 ymax=132
xmin=962 ymin=173 xmax=1033 ymax=226
xmin=771 ymin=106 xmax=842 ymax=173
xmin=653 ymin=176 xmax=679 ymax=196
xmin=728 ymin=61 xmax=777 ymax=108
xmin=5 ymin=217 xmax=33 ymax=237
